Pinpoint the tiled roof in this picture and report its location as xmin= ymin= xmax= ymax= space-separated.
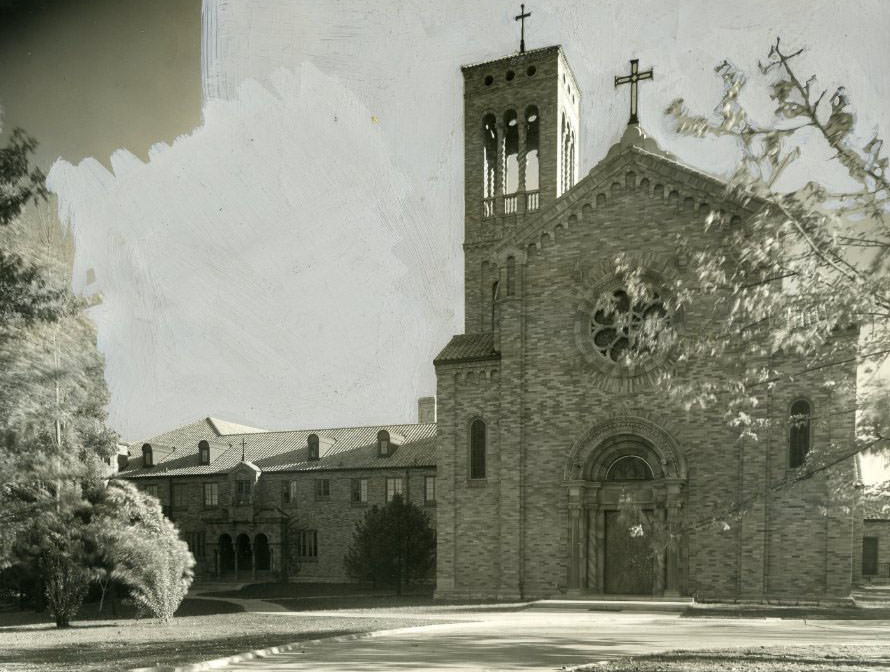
xmin=862 ymin=499 xmax=890 ymax=521
xmin=118 ymin=418 xmax=437 ymax=478
xmin=434 ymin=333 xmax=499 ymax=365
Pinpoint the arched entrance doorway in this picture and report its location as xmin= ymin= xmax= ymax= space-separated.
xmin=218 ymin=534 xmax=234 ymax=572
xmin=564 ymin=418 xmax=687 ymax=596
xmin=236 ymin=533 xmax=253 ymax=572
xmin=254 ymin=533 xmax=271 ymax=571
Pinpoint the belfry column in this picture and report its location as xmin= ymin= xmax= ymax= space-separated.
xmin=496 ymin=121 xmax=506 ymax=213
xmin=517 ymin=121 xmax=528 ymax=213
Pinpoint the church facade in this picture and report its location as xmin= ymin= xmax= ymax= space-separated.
xmin=432 ymin=45 xmax=862 ymax=601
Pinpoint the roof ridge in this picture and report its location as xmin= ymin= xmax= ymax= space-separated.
xmin=224 ymin=421 xmax=437 ymax=438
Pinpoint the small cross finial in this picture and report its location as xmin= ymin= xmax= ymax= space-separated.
xmin=614 ymin=59 xmax=654 ymax=126
xmin=515 ymin=4 xmax=531 ymax=54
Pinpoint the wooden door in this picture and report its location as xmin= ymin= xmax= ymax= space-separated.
xmin=604 ymin=510 xmax=654 ymax=594
xmin=863 ymin=536 xmax=879 ymax=576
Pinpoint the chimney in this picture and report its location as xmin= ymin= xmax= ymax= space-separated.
xmin=417 ymin=397 xmax=437 ymax=424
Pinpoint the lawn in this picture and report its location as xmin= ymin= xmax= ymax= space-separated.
xmin=0 ymin=597 xmax=453 ymax=672
xmin=585 ymin=646 xmax=890 ymax=671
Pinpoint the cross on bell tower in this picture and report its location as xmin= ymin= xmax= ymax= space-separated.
xmin=515 ymin=4 xmax=531 ymax=53
xmin=614 ymin=59 xmax=654 ymax=126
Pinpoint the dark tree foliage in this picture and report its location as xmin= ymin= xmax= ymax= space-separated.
xmin=344 ymin=495 xmax=436 ymax=594
xmin=0 ymin=128 xmax=47 ymax=227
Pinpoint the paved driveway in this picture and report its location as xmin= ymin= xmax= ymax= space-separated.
xmin=226 ymin=608 xmax=889 ymax=671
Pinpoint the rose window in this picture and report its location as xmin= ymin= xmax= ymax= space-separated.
xmin=590 ymin=289 xmax=670 ymax=363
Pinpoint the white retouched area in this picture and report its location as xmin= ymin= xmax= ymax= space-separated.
xmin=46 ymin=0 xmax=889 ymax=440
xmin=48 ymin=64 xmax=459 ymax=439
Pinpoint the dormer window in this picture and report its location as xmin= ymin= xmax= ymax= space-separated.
xmin=308 ymin=434 xmax=319 ymax=461
xmin=142 ymin=443 xmax=153 ymax=467
xmin=377 ymin=430 xmax=390 ymax=457
xmin=198 ymin=440 xmax=210 ymax=466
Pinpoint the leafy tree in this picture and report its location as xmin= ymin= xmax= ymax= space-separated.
xmin=0 ymin=125 xmax=116 ymax=568
xmin=657 ymin=39 xmax=890 ymax=459
xmin=99 ymin=480 xmax=195 ymax=623
xmin=10 ymin=476 xmax=93 ymax=627
xmin=344 ymin=494 xmax=436 ymax=594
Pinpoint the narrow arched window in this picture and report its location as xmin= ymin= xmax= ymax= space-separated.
xmin=482 ymin=114 xmax=497 ymax=199
xmin=491 ymin=281 xmax=499 ymax=332
xmin=307 ymin=434 xmax=319 ymax=461
xmin=198 ymin=440 xmax=210 ymax=466
xmin=503 ymin=110 xmax=519 ymax=195
xmin=377 ymin=430 xmax=391 ymax=457
xmin=524 ymin=106 xmax=539 ymax=192
xmin=789 ymin=399 xmax=811 ymax=468
xmin=470 ymin=419 xmax=486 ymax=479
xmin=506 ymin=256 xmax=516 ymax=296
xmin=142 ymin=443 xmax=153 ymax=467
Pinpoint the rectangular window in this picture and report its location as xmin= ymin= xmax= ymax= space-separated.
xmin=235 ymin=479 xmax=251 ymax=505
xmin=295 ymin=529 xmax=318 ymax=559
xmin=281 ymin=480 xmax=298 ymax=504
xmin=315 ymin=478 xmax=330 ymax=500
xmin=186 ymin=531 xmax=206 ymax=558
xmin=203 ymin=482 xmax=219 ymax=507
xmin=144 ymin=483 xmax=159 ymax=499
xmin=351 ymin=478 xmax=368 ymax=505
xmin=424 ymin=475 xmax=436 ymax=505
xmin=386 ymin=477 xmax=403 ymax=503
xmin=173 ymin=484 xmax=190 ymax=509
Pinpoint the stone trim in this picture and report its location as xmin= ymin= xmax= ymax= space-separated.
xmin=563 ymin=415 xmax=688 ymax=482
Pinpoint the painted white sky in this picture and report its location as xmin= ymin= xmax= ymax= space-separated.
xmin=46 ymin=0 xmax=890 ymax=441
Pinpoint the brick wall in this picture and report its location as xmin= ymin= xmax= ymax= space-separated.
xmin=133 ymin=466 xmax=437 ymax=582
xmin=436 ymin=154 xmax=859 ymax=601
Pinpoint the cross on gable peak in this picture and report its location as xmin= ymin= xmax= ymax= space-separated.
xmin=615 ymin=58 xmax=654 ymax=126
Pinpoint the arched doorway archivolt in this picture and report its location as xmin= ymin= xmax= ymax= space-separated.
xmin=563 ymin=416 xmax=688 ymax=596
xmin=564 ymin=416 xmax=687 ymax=482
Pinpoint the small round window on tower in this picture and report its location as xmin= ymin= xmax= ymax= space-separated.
xmin=526 ymin=65 xmax=536 ymax=77
xmin=484 ymin=74 xmax=494 ymax=86
xmin=506 ymin=70 xmax=515 ymax=81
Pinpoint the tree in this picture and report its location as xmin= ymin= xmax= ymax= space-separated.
xmin=657 ymin=39 xmax=890 ymax=454
xmin=0 ymin=125 xmax=117 ymax=567
xmin=344 ymin=495 xmax=436 ymax=594
xmin=91 ymin=480 xmax=195 ymax=623
xmin=10 ymin=476 xmax=94 ymax=627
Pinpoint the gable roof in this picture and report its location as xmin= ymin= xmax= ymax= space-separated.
xmin=493 ymin=124 xmax=760 ymax=257
xmin=118 ymin=418 xmax=437 ymax=478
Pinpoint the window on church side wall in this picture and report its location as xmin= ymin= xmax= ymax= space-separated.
xmin=506 ymin=257 xmax=516 ymax=296
xmin=503 ymin=110 xmax=519 ymax=195
xmin=606 ymin=455 xmax=654 ymax=481
xmin=524 ymin=106 xmax=539 ymax=192
xmin=789 ymin=399 xmax=812 ymax=468
xmin=482 ymin=114 xmax=497 ymax=200
xmin=470 ymin=419 xmax=486 ymax=479
xmin=491 ymin=281 xmax=499 ymax=332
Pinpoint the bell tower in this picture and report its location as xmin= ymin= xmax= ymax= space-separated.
xmin=460 ymin=45 xmax=581 ymax=332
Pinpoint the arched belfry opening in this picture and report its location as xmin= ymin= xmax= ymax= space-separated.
xmin=482 ymin=114 xmax=497 ymax=203
xmin=524 ymin=105 xmax=540 ymax=202
xmin=564 ymin=420 xmax=687 ymax=597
